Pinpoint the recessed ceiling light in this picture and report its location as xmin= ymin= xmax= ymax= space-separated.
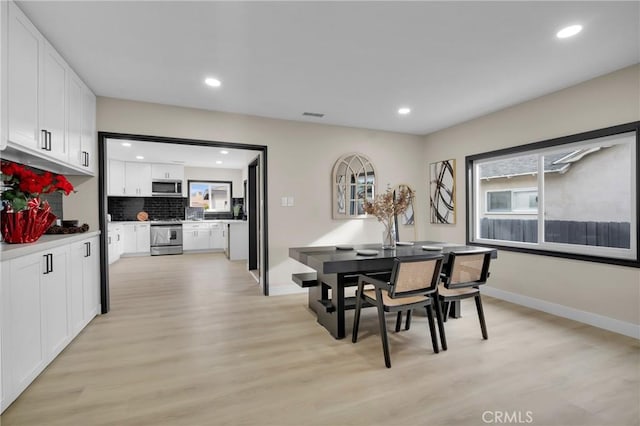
xmin=121 ymin=142 xmax=131 ymax=147
xmin=216 ymin=160 xmax=223 ymax=164
xmin=136 ymin=155 xmax=144 ymax=160
xmin=556 ymin=24 xmax=582 ymax=39
xmin=205 ymin=77 xmax=221 ymax=87
xmin=398 ymin=107 xmax=411 ymax=115
xmin=220 ymin=150 xmax=229 ymax=155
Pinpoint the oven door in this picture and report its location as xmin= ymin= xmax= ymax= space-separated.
xmin=151 ymin=225 xmax=183 ymax=246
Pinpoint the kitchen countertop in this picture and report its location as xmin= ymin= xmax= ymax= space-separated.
xmin=108 ymin=220 xmax=247 ymax=224
xmin=1 ymin=230 xmax=102 ymax=261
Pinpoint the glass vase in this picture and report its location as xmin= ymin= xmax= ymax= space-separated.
xmin=381 ymin=220 xmax=396 ymax=249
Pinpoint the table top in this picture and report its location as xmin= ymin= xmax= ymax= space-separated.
xmin=289 ymin=241 xmax=496 ymax=274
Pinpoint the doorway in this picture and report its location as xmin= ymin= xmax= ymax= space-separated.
xmin=98 ymin=132 xmax=269 ymax=313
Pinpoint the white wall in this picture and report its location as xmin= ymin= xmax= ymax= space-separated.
xmin=96 ymin=98 xmax=426 ymax=294
xmin=423 ymin=64 xmax=640 ymax=332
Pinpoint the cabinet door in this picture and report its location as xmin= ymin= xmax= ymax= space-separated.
xmin=3 ymin=253 xmax=46 ymax=399
xmin=7 ymin=1 xmax=41 ymax=149
xmin=42 ymin=245 xmax=70 ymax=360
xmin=136 ymin=223 xmax=150 ymax=253
xmin=210 ymin=223 xmax=224 ymax=249
xmin=69 ymin=240 xmax=86 ymax=334
xmin=151 ymin=164 xmax=184 ymax=180
xmin=125 ymin=162 xmax=152 ymax=196
xmin=81 ymin=86 xmax=96 ymax=173
xmin=67 ymin=73 xmax=83 ymax=169
xmin=122 ymin=223 xmax=137 ymax=254
xmin=40 ymin=42 xmax=67 ymax=161
xmin=108 ymin=159 xmax=126 ymax=196
xmin=82 ymin=237 xmax=100 ymax=322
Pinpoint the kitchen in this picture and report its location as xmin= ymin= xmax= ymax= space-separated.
xmin=105 ymin=138 xmax=256 ymax=278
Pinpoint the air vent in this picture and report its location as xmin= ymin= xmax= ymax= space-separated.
xmin=303 ymin=112 xmax=325 ymax=118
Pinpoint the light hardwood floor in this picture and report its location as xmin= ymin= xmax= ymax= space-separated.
xmin=2 ymin=253 xmax=639 ymax=426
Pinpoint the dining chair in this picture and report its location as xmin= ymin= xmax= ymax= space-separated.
xmin=352 ymin=255 xmax=446 ymax=368
xmin=439 ymin=251 xmax=492 ymax=340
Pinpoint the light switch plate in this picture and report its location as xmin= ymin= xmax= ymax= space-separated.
xmin=287 ymin=196 xmax=294 ymax=207
xmin=281 ymin=197 xmax=288 ymax=207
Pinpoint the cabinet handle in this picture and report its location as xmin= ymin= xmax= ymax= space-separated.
xmin=117 ymin=234 xmax=120 ymax=241
xmin=43 ymin=253 xmax=53 ymax=274
xmin=82 ymin=151 xmax=89 ymax=167
xmin=49 ymin=253 xmax=53 ymax=273
xmin=41 ymin=130 xmax=48 ymax=150
xmin=109 ymin=236 xmax=112 ymax=244
xmin=85 ymin=241 xmax=91 ymax=257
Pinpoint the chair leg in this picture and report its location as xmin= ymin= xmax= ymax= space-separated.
xmin=375 ymin=292 xmax=391 ymax=368
xmin=475 ymin=294 xmax=488 ymax=340
xmin=352 ymin=290 xmax=363 ymax=343
xmin=395 ymin=311 xmax=403 ymax=332
xmin=433 ymin=296 xmax=447 ymax=351
xmin=404 ymin=310 xmax=412 ymax=331
xmin=442 ymin=300 xmax=450 ymax=322
xmin=425 ymin=304 xmax=439 ymax=353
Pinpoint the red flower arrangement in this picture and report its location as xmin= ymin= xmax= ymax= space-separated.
xmin=1 ymin=161 xmax=75 ymax=243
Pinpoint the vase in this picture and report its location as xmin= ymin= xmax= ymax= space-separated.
xmin=381 ymin=219 xmax=397 ymax=249
xmin=1 ymin=208 xmax=57 ymax=244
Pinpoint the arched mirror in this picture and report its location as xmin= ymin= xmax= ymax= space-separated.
xmin=332 ymin=153 xmax=377 ymax=219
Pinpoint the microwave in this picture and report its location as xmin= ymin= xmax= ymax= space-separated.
xmin=152 ymin=180 xmax=182 ymax=197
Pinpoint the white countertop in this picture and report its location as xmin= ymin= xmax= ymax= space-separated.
xmin=108 ymin=220 xmax=247 ymax=224
xmin=1 ymin=230 xmax=102 ymax=261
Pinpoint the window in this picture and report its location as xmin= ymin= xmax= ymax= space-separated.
xmin=188 ymin=180 xmax=232 ymax=214
xmin=467 ymin=122 xmax=639 ymax=267
xmin=486 ymin=189 xmax=538 ymax=213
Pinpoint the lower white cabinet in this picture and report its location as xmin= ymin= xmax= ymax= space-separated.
xmin=1 ymin=233 xmax=100 ymax=413
xmin=107 ymin=223 xmax=123 ymax=264
xmin=183 ymin=222 xmax=224 ymax=251
xmin=122 ymin=223 xmax=150 ymax=255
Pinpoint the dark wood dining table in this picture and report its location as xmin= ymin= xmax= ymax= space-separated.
xmin=289 ymin=241 xmax=497 ymax=339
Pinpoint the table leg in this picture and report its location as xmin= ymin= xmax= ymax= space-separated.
xmin=307 ymin=273 xmax=345 ymax=339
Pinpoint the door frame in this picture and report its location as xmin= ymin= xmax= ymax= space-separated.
xmin=98 ymin=132 xmax=270 ymax=313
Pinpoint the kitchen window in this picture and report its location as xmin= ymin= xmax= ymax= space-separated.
xmin=188 ymin=180 xmax=232 ymax=214
xmin=466 ymin=122 xmax=639 ymax=267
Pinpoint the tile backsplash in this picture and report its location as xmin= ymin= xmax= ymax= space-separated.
xmin=108 ymin=197 xmax=187 ymax=221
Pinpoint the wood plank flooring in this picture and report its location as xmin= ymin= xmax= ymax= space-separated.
xmin=2 ymin=252 xmax=639 ymax=425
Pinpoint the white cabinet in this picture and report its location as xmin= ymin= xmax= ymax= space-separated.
xmin=122 ymin=223 xmax=151 ymax=254
xmin=210 ymin=223 xmax=224 ymax=249
xmin=107 ymin=223 xmax=123 ymax=264
xmin=151 ymin=163 xmax=184 ymax=181
xmin=183 ymin=223 xmax=210 ymax=251
xmin=1 ymin=0 xmax=8 ymax=151
xmin=68 ymin=74 xmax=96 ymax=174
xmin=40 ymin=41 xmax=67 ymax=161
xmin=227 ymin=222 xmax=248 ymax=261
xmin=1 ymin=233 xmax=101 ymax=413
xmin=125 ymin=162 xmax=152 ymax=196
xmin=69 ymin=236 xmax=99 ymax=336
xmin=108 ymin=160 xmax=152 ymax=197
xmin=3 ymin=1 xmax=95 ymax=176
xmin=1 ymin=244 xmax=70 ymax=412
xmin=108 ymin=159 xmax=126 ymax=196
xmin=7 ymin=1 xmax=41 ymax=149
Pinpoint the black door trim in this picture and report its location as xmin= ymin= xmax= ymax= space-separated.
xmin=98 ymin=132 xmax=270 ymax=313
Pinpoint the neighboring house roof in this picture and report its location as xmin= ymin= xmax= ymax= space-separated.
xmin=479 ymin=147 xmax=604 ymax=179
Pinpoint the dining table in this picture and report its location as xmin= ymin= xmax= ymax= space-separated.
xmin=289 ymin=241 xmax=497 ymax=339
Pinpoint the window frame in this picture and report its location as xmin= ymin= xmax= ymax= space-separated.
xmin=466 ymin=121 xmax=640 ymax=268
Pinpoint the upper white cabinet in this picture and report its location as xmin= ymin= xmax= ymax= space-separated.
xmin=151 ymin=163 xmax=184 ymax=181
xmin=7 ymin=1 xmax=40 ymax=149
xmin=3 ymin=1 xmax=96 ymax=175
xmin=1 ymin=0 xmax=8 ymax=150
xmin=125 ymin=162 xmax=152 ymax=196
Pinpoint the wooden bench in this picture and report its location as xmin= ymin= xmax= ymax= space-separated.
xmin=292 ymin=272 xmax=318 ymax=288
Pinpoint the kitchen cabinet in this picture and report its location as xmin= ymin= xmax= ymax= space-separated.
xmin=108 ymin=159 xmax=125 ymax=196
xmin=183 ymin=223 xmax=210 ymax=251
xmin=69 ymin=236 xmax=100 ymax=336
xmin=226 ymin=222 xmax=248 ymax=261
xmin=1 ymin=244 xmax=70 ymax=412
xmin=151 ymin=163 xmax=184 ymax=181
xmin=108 ymin=223 xmax=123 ymax=264
xmin=125 ymin=162 xmax=152 ymax=196
xmin=68 ymin=74 xmax=96 ymax=174
xmin=3 ymin=1 xmax=95 ymax=176
xmin=122 ymin=222 xmax=151 ymax=255
xmin=0 ymin=0 xmax=8 ymax=151
xmin=1 ymin=232 xmax=101 ymax=413
xmin=210 ymin=223 xmax=224 ymax=249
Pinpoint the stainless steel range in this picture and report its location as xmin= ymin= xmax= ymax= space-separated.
xmin=150 ymin=220 xmax=183 ymax=256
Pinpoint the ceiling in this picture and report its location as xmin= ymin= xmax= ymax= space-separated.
xmin=106 ymin=139 xmax=256 ymax=169
xmin=17 ymin=1 xmax=640 ymax=136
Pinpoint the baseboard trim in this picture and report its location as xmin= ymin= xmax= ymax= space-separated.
xmin=482 ymin=286 xmax=640 ymax=340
